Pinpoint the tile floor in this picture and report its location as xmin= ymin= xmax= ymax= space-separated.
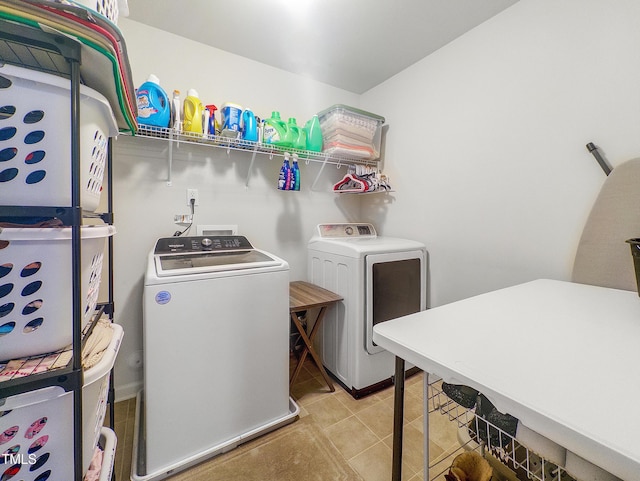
xmin=106 ymin=357 xmax=465 ymax=481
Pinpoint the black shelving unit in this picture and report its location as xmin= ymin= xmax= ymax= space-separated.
xmin=0 ymin=18 xmax=116 ymax=481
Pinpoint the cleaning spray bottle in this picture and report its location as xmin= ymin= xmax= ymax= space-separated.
xmin=136 ymin=74 xmax=170 ymax=128
xmin=291 ymin=153 xmax=300 ymax=190
xmin=278 ymin=153 xmax=291 ymax=190
xmin=183 ymin=89 xmax=204 ymax=134
xmin=204 ymin=105 xmax=218 ymax=137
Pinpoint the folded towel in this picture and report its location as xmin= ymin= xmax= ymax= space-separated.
xmin=83 ymin=318 xmax=114 ymax=369
xmin=0 ymin=218 xmax=64 ymax=228
xmin=323 ymin=142 xmax=376 ymax=160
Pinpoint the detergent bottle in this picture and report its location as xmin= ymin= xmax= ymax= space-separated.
xmin=204 ymin=105 xmax=218 ymax=136
xmin=278 ymin=153 xmax=291 ymax=190
xmin=241 ymin=108 xmax=258 ymax=142
xmin=305 ymin=114 xmax=323 ymax=152
xmin=170 ymin=90 xmax=181 ymax=130
xmin=294 ymin=121 xmax=307 ymax=151
xmin=136 ymin=74 xmax=170 ymax=128
xmin=183 ymin=89 xmax=204 ymax=134
xmin=285 ymin=118 xmax=302 ymax=150
xmin=221 ymin=103 xmax=243 ymax=135
xmin=263 ymin=111 xmax=289 ymax=148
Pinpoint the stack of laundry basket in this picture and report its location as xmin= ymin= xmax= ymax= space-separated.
xmin=0 ymin=0 xmax=135 ymax=478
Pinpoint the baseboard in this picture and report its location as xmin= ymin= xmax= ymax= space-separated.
xmin=115 ymin=380 xmax=143 ymax=403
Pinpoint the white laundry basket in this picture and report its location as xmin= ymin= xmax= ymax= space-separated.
xmin=0 ymin=225 xmax=116 ymax=361
xmin=82 ymin=322 xmax=122 ymax=475
xmin=96 ymin=427 xmax=117 ymax=481
xmin=0 ymin=322 xmax=122 ymax=480
xmin=0 ymin=63 xmax=117 ymax=212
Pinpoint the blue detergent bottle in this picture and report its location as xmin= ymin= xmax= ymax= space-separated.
xmin=278 ymin=153 xmax=291 ymax=190
xmin=136 ymin=74 xmax=170 ymax=128
xmin=242 ymin=108 xmax=258 ymax=142
xmin=291 ymin=154 xmax=300 ymax=190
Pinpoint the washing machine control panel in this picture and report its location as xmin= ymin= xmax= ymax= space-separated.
xmin=316 ymin=223 xmax=377 ymax=238
xmin=154 ymin=235 xmax=254 ymax=254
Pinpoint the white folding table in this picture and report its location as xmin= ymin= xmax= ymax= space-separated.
xmin=373 ymin=279 xmax=640 ymax=481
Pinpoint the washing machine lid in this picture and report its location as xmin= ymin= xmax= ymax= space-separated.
xmin=153 ymin=235 xmax=282 ymax=277
xmin=308 ymin=223 xmax=426 ymax=257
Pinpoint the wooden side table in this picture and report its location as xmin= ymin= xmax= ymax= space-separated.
xmin=289 ymin=281 xmax=343 ymax=392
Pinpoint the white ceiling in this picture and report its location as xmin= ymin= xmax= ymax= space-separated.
xmin=126 ymin=0 xmax=519 ymax=94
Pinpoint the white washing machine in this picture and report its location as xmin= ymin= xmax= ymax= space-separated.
xmin=308 ymin=223 xmax=428 ymax=398
xmin=133 ymin=235 xmax=298 ymax=481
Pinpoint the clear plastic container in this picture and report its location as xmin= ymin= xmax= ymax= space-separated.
xmin=317 ymin=104 xmax=384 ymax=161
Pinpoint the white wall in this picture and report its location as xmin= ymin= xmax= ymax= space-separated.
xmin=361 ymin=0 xmax=640 ymax=307
xmin=113 ymin=18 xmax=362 ymax=399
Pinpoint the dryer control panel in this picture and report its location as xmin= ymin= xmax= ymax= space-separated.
xmin=316 ymin=223 xmax=377 ymax=239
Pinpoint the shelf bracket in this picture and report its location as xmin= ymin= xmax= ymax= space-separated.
xmin=245 ymin=143 xmax=260 ymax=188
xmin=311 ymin=154 xmax=332 ymax=191
xmin=167 ymin=131 xmax=174 ymax=186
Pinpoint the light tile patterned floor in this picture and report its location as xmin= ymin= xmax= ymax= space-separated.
xmin=106 ymin=357 xmax=462 ymax=481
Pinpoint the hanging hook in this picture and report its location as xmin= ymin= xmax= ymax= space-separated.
xmin=586 ymin=142 xmax=612 ymax=176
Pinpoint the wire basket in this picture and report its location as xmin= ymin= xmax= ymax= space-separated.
xmin=71 ymin=0 xmax=121 ymax=23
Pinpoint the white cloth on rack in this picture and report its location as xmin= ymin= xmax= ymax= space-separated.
xmin=83 ymin=318 xmax=114 ymax=369
xmin=84 ymin=445 xmax=104 ymax=481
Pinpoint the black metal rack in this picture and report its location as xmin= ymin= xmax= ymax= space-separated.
xmin=0 ymin=17 xmax=116 ymax=481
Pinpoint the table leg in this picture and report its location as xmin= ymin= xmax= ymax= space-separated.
xmin=392 ymin=356 xmax=405 ymax=481
xmin=289 ymin=308 xmax=335 ymax=392
xmin=423 ymin=371 xmax=430 ymax=481
xmin=290 ymin=311 xmax=308 ymax=387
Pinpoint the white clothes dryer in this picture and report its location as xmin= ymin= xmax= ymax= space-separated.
xmin=133 ymin=235 xmax=298 ymax=481
xmin=307 ymin=223 xmax=428 ymax=398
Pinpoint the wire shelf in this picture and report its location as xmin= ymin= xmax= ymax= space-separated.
xmin=131 ymin=124 xmax=381 ymax=167
xmin=427 ymin=381 xmax=578 ymax=481
xmin=0 ymin=312 xmax=103 ymax=384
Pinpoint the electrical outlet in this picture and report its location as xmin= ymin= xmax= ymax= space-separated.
xmin=186 ymin=188 xmax=199 ymax=206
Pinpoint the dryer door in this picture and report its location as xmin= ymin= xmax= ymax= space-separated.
xmin=365 ymin=250 xmax=426 ymax=354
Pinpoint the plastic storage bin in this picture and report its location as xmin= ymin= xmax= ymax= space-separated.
xmin=0 ymin=225 xmax=116 ymax=361
xmin=318 ymin=104 xmax=384 ymax=161
xmin=0 ymin=63 xmax=117 ymax=212
xmin=0 ymin=323 xmax=122 ymax=480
